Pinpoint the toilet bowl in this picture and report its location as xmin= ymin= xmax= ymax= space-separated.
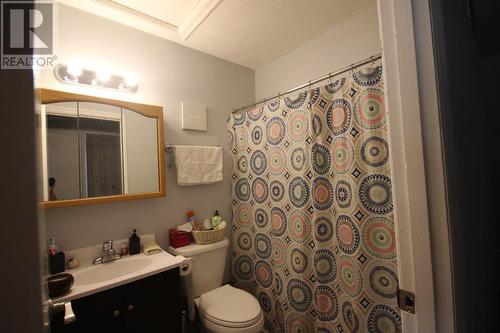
xmin=168 ymin=238 xmax=264 ymax=333
xmin=195 ymin=285 xmax=264 ymax=333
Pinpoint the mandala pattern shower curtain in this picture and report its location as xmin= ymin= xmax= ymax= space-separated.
xmin=228 ymin=64 xmax=401 ymax=333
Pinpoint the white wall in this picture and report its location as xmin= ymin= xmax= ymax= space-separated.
xmin=255 ymin=3 xmax=381 ymax=99
xmin=39 ymin=4 xmax=254 ymax=282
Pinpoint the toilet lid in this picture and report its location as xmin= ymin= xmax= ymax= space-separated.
xmin=200 ymin=285 xmax=262 ymax=328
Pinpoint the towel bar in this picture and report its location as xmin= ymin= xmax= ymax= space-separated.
xmin=164 ymin=143 xmax=221 ymax=153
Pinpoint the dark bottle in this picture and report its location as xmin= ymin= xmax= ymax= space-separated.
xmin=129 ymin=229 xmax=141 ymax=255
xmin=49 ymin=252 xmax=65 ymax=275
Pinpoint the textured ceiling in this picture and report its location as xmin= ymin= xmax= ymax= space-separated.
xmin=56 ymin=0 xmax=376 ymax=69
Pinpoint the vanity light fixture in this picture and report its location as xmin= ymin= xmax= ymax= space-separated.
xmin=64 ymin=64 xmax=82 ymax=82
xmin=125 ymin=74 xmax=138 ymax=87
xmin=54 ymin=64 xmax=139 ymax=93
xmin=94 ymin=69 xmax=111 ymax=84
xmin=92 ymin=69 xmax=111 ymax=86
xmin=119 ymin=73 xmax=138 ymax=92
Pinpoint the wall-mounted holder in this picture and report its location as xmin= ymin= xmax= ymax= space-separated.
xmin=54 ymin=64 xmax=139 ymax=93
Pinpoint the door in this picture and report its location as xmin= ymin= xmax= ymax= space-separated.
xmin=84 ymin=133 xmax=122 ymax=197
xmin=0 ymin=54 xmax=46 ymax=332
xmin=424 ymin=0 xmax=500 ymax=331
xmin=376 ymin=1 xmax=452 ymax=332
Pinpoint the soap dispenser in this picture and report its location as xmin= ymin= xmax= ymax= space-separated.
xmin=129 ymin=229 xmax=141 ymax=255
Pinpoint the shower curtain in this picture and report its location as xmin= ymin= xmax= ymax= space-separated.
xmin=228 ymin=63 xmax=401 ymax=333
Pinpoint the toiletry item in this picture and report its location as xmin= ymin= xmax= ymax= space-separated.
xmin=191 ymin=219 xmax=201 ymax=230
xmin=48 ymin=237 xmax=58 ymax=256
xmin=48 ymin=237 xmax=65 ymax=274
xmin=177 ymin=222 xmax=193 ymax=233
xmin=218 ymin=221 xmax=227 ymax=230
xmin=129 ymin=229 xmax=141 ymax=255
xmin=211 ymin=210 xmax=222 ymax=229
xmin=66 ymin=258 xmax=80 ymax=269
xmin=186 ymin=210 xmax=200 ymax=230
xmin=120 ymin=244 xmax=128 ymax=256
xmin=143 ymin=241 xmax=162 ymax=255
xmin=203 ymin=218 xmax=212 ymax=230
xmin=49 ymin=252 xmax=65 ymax=275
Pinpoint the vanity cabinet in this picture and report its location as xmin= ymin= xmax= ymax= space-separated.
xmin=59 ymin=267 xmax=180 ymax=333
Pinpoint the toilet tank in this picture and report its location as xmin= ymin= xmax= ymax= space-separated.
xmin=169 ymin=238 xmax=229 ymax=297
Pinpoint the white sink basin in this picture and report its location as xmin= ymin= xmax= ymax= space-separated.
xmin=54 ymin=250 xmax=186 ymax=302
xmin=76 ymin=257 xmax=153 ymax=285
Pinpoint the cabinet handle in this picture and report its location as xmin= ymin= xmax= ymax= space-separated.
xmin=112 ymin=310 xmax=120 ymax=317
xmin=128 ymin=305 xmax=135 ymax=312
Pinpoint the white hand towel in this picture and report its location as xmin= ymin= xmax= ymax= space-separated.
xmin=175 ymin=146 xmax=223 ymax=186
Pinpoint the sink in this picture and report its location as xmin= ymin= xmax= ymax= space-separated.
xmin=75 ymin=257 xmax=153 ymax=285
xmin=53 ymin=242 xmax=186 ymax=303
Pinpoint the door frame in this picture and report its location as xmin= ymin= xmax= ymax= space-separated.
xmin=377 ymin=0 xmax=454 ymax=332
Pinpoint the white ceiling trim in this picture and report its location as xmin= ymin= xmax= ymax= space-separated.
xmin=178 ymin=0 xmax=223 ymax=40
xmin=56 ymin=0 xmax=180 ymax=41
xmin=56 ymin=0 xmax=223 ymax=42
xmin=95 ymin=0 xmax=179 ymax=32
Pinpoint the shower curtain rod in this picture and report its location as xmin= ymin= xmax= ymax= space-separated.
xmin=233 ymin=52 xmax=382 ymax=113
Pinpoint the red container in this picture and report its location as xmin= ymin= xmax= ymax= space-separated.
xmin=169 ymin=228 xmax=191 ymax=248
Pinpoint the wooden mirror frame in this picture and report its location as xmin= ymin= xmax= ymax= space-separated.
xmin=37 ymin=89 xmax=165 ymax=208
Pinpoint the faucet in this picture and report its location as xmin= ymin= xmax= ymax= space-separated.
xmin=92 ymin=240 xmax=121 ymax=265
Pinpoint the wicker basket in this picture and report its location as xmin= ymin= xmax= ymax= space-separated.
xmin=192 ymin=226 xmax=226 ymax=245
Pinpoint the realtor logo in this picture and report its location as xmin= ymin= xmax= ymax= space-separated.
xmin=1 ymin=0 xmax=56 ymax=69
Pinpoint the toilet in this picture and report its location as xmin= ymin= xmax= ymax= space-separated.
xmin=168 ymin=238 xmax=264 ymax=333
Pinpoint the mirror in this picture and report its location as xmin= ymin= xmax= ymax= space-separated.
xmin=39 ymin=89 xmax=165 ymax=208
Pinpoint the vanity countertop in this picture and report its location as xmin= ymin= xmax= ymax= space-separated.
xmin=53 ymin=250 xmax=186 ymax=302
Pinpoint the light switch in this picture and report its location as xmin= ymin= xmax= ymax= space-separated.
xmin=182 ymin=101 xmax=207 ymax=131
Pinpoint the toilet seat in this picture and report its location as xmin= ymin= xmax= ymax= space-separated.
xmin=199 ymin=285 xmax=262 ymax=329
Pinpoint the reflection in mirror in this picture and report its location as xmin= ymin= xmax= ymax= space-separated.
xmin=122 ymin=108 xmax=159 ymax=193
xmin=78 ymin=103 xmax=123 ymax=198
xmin=44 ymin=102 xmax=80 ymax=201
xmin=45 ymin=102 xmax=79 ymax=201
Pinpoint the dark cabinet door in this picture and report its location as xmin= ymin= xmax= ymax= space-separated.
xmin=61 ymin=268 xmax=181 ymax=333
xmin=71 ymin=287 xmax=123 ymax=333
xmin=123 ymin=268 xmax=181 ymax=333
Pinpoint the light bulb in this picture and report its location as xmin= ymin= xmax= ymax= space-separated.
xmin=96 ymin=69 xmax=110 ymax=82
xmin=67 ymin=64 xmax=82 ymax=77
xmin=125 ymin=74 xmax=138 ymax=87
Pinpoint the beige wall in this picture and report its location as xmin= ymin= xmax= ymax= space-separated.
xmin=39 ymin=5 xmax=254 ymax=283
xmin=255 ymin=3 xmax=381 ymax=99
